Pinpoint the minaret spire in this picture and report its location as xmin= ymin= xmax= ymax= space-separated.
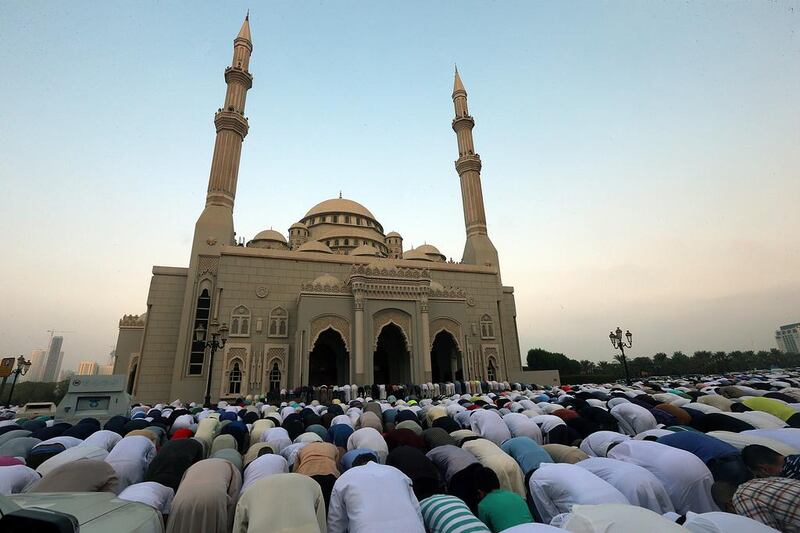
xmin=451 ymin=68 xmax=498 ymax=267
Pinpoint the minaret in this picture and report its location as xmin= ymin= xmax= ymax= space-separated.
xmin=194 ymin=14 xmax=253 ymax=249
xmin=452 ymin=68 xmax=498 ymax=267
xmin=168 ymin=15 xmax=253 ymax=402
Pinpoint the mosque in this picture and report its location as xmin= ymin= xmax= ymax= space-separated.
xmin=114 ymin=15 xmax=557 ymax=405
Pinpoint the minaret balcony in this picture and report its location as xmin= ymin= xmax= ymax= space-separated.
xmin=451 ymin=115 xmax=475 ymax=131
xmin=214 ymin=110 xmax=249 ymax=137
xmin=224 ymin=67 xmax=253 ymax=89
xmin=455 ymin=154 xmax=482 ymax=173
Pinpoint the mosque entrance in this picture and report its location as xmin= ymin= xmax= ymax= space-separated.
xmin=430 ymin=330 xmax=462 ymax=382
xmin=309 ymin=328 xmax=349 ymax=386
xmin=373 ymin=323 xmax=411 ymax=385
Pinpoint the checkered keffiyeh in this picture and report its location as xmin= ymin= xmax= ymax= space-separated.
xmin=733 ymin=477 xmax=800 ymax=532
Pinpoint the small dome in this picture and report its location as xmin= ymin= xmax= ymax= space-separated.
xmin=386 ymin=231 xmax=402 ymax=239
xmin=252 ymin=229 xmax=287 ymax=243
xmin=290 ymin=222 xmax=308 ymax=231
xmin=312 ymin=273 xmax=340 ymax=286
xmin=305 ymin=198 xmax=375 ymax=220
xmin=415 ymin=244 xmax=446 ymax=262
xmin=351 ymin=244 xmax=381 ymax=257
xmin=296 ymin=240 xmax=333 ymax=254
xmin=403 ymin=248 xmax=433 ymax=261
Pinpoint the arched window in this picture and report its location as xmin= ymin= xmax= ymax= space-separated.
xmin=228 ymin=361 xmax=242 ymax=395
xmin=480 ymin=315 xmax=495 ymax=339
xmin=269 ymin=362 xmax=281 ymax=392
xmin=269 ymin=307 xmax=289 ymax=338
xmin=344 ymin=239 xmax=349 ymax=246
xmin=487 ymin=359 xmax=497 ymax=381
xmin=188 ymin=288 xmax=212 ymax=375
xmin=230 ymin=305 xmax=250 ymax=337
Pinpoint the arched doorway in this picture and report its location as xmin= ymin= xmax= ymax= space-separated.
xmin=126 ymin=359 xmax=138 ymax=394
xmin=430 ymin=331 xmax=461 ymax=382
xmin=309 ymin=328 xmax=349 ymax=386
xmin=373 ymin=323 xmax=411 ymax=385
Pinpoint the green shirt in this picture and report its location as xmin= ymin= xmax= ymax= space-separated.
xmin=477 ymin=490 xmax=533 ymax=533
xmin=420 ymin=495 xmax=490 ymax=533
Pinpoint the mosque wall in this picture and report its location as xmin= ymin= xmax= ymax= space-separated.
xmin=134 ymin=267 xmax=188 ymax=404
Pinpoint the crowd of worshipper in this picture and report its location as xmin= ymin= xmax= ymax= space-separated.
xmin=1 ymin=373 xmax=800 ymax=532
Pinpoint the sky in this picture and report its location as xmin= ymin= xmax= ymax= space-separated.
xmin=0 ymin=1 xmax=798 ymax=371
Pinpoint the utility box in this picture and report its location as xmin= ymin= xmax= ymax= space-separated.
xmin=56 ymin=375 xmax=131 ymax=422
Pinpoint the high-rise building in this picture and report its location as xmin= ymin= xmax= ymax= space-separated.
xmin=77 ymin=361 xmax=99 ymax=376
xmin=776 ymin=323 xmax=800 ymax=353
xmin=23 ymin=349 xmax=47 ymax=382
xmin=41 ymin=336 xmax=64 ymax=383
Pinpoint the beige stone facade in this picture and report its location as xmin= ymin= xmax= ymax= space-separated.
xmin=116 ymin=16 xmax=544 ymax=405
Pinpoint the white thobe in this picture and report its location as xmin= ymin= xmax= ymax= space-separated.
xmin=503 ymin=413 xmax=543 ymax=444
xmin=576 ymin=457 xmax=674 ymax=514
xmin=240 ymin=454 xmax=289 ymax=496
xmin=742 ymin=428 xmax=800 ymax=450
xmin=37 ymin=445 xmax=109 ymax=477
xmin=103 ymin=434 xmax=156 ymax=493
xmin=469 ymin=409 xmax=512 ymax=446
xmin=610 ymin=403 xmax=658 ymax=436
xmin=608 ymin=440 xmax=717 ymax=514
xmin=681 ymin=510 xmax=781 ymax=533
xmin=0 ymin=465 xmax=40 ymax=495
xmin=528 ymin=463 xmax=629 ymax=524
xmin=327 ymin=462 xmax=424 ymax=533
xmin=346 ymin=428 xmax=388 ymax=464
xmin=80 ymin=430 xmax=122 ymax=451
xmin=119 ymin=481 xmax=175 ymax=514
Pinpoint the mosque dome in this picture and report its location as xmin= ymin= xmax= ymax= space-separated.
xmin=414 ymin=244 xmax=446 ymax=262
xmin=252 ymin=229 xmax=287 ymax=243
xmin=386 ymin=231 xmax=402 ymax=239
xmin=351 ymin=244 xmax=382 ymax=257
xmin=289 ymin=222 xmax=308 ymax=231
xmin=403 ymin=248 xmax=433 ymax=262
xmin=300 ymin=196 xmax=389 ymax=256
xmin=247 ymin=229 xmax=289 ymax=250
xmin=305 ymin=198 xmax=375 ymax=220
xmin=296 ymin=240 xmax=333 ymax=254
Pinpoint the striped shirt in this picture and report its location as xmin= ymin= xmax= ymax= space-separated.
xmin=420 ymin=495 xmax=490 ymax=533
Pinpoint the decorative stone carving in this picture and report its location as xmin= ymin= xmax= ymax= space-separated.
xmin=310 ymin=315 xmax=351 ymax=351
xmin=372 ymin=309 xmax=412 ymax=349
xmin=300 ymin=274 xmax=351 ymax=294
xmin=197 ymin=256 xmax=219 ymax=277
xmin=465 ymin=296 xmax=476 ymax=307
xmin=255 ymin=286 xmax=269 ymax=298
xmin=430 ymin=317 xmax=462 ymax=350
xmin=119 ymin=314 xmax=146 ymax=328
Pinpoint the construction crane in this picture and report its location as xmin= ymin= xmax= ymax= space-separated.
xmin=46 ymin=329 xmax=76 ymax=341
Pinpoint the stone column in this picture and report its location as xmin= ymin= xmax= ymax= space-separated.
xmin=421 ymin=298 xmax=431 ymax=374
xmin=355 ymin=295 xmax=365 ymax=377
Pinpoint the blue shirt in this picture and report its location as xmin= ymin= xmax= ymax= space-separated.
xmin=500 ymin=436 xmax=553 ymax=475
xmin=657 ymin=431 xmax=738 ymax=463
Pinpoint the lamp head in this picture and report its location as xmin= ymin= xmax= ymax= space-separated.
xmin=194 ymin=323 xmax=206 ymax=342
xmin=218 ymin=322 xmax=230 ymax=341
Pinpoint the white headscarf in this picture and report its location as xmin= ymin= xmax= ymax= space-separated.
xmin=80 ymin=430 xmax=122 ymax=451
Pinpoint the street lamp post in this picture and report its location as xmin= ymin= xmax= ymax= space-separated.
xmin=195 ymin=320 xmax=229 ymax=408
xmin=609 ymin=327 xmax=633 ymax=385
xmin=5 ymin=355 xmax=32 ymax=407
